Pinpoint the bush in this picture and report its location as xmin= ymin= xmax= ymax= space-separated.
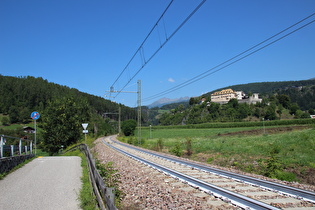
xmin=1 ymin=116 xmax=9 ymax=126
xmin=121 ymin=119 xmax=137 ymax=136
xmin=185 ymin=137 xmax=193 ymax=156
xmin=170 ymin=142 xmax=182 ymax=157
xmin=156 ymin=138 xmax=163 ymax=151
xmin=274 ymin=170 xmax=297 ymax=182
xmin=127 ymin=137 xmax=136 ymax=145
xmin=264 ymin=147 xmax=282 ymax=178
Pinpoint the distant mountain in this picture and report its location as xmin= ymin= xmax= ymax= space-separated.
xmin=147 ymin=97 xmax=190 ymax=108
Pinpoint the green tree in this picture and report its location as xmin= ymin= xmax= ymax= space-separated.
xmin=8 ymin=106 xmax=19 ymax=124
xmin=121 ymin=119 xmax=137 ymax=136
xmin=300 ymin=112 xmax=310 ymax=119
xmin=265 ymin=106 xmax=277 ymax=120
xmin=159 ymin=112 xmax=171 ymax=125
xmin=189 ymin=97 xmax=199 ymax=106
xmin=41 ymin=97 xmax=90 ymax=155
xmin=207 ymin=102 xmax=220 ymax=121
xmin=236 ymin=103 xmax=251 ymax=119
xmin=289 ymin=103 xmax=300 ymax=115
xmin=276 ymin=105 xmax=283 ymax=119
xmin=253 ymin=107 xmax=261 ymax=118
xmin=227 ymin=98 xmax=239 ymax=109
xmin=1 ymin=116 xmax=9 ymax=126
xmin=277 ymin=94 xmax=291 ymax=109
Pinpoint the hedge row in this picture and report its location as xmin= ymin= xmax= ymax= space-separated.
xmin=143 ymin=119 xmax=315 ymax=130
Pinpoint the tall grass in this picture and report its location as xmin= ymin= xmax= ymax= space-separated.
xmin=122 ymin=126 xmax=315 ymax=184
xmin=144 ymin=126 xmax=263 ymax=139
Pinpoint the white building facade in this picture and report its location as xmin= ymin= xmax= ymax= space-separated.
xmin=211 ymin=89 xmax=262 ymax=104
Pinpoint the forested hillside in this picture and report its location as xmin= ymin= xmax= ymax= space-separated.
xmin=0 ymin=75 xmax=139 ymax=154
xmin=205 ymin=80 xmax=315 ymax=97
xmin=206 ymin=80 xmax=315 ymax=111
xmin=0 ymin=75 xmax=136 ymax=124
xmin=154 ymin=79 xmax=315 ymax=126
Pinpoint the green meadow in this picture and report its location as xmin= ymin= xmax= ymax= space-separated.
xmin=120 ymin=125 xmax=315 ymax=185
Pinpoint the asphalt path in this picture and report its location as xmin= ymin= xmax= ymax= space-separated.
xmin=0 ymin=156 xmax=82 ymax=210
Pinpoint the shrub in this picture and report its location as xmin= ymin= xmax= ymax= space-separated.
xmin=207 ymin=157 xmax=214 ymax=163
xmin=127 ymin=137 xmax=136 ymax=145
xmin=121 ymin=119 xmax=137 ymax=136
xmin=274 ymin=170 xmax=297 ymax=182
xmin=96 ymin=160 xmax=123 ymax=206
xmin=185 ymin=137 xmax=193 ymax=156
xmin=1 ymin=116 xmax=9 ymax=126
xmin=170 ymin=142 xmax=182 ymax=157
xmin=156 ymin=138 xmax=163 ymax=151
xmin=264 ymin=146 xmax=283 ymax=178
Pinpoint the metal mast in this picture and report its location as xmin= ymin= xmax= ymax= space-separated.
xmin=137 ymin=80 xmax=141 ymax=145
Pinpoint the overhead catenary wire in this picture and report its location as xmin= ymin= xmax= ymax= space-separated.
xmin=109 ymin=0 xmax=174 ymax=90
xmin=111 ymin=0 xmax=207 ymax=98
xmin=143 ymin=13 xmax=315 ymax=102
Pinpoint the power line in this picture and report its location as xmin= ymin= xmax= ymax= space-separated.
xmin=111 ymin=0 xmax=207 ymax=99
xmin=143 ymin=13 xmax=315 ymax=102
xmin=110 ymin=0 xmax=174 ymax=89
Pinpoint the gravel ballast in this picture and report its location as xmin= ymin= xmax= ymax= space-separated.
xmin=94 ymin=137 xmax=236 ymax=209
xmin=93 ymin=136 xmax=315 ymax=209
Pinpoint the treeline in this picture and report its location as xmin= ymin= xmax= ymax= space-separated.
xmin=159 ymin=92 xmax=315 ymax=126
xmin=277 ymin=85 xmax=315 ymax=110
xmin=0 ymin=75 xmax=139 ymax=154
xmin=205 ymin=80 xmax=315 ymax=97
xmin=0 ymin=75 xmax=136 ymax=124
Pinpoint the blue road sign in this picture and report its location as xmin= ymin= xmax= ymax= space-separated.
xmin=31 ymin=111 xmax=40 ymax=120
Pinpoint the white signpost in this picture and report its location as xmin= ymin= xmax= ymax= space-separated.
xmin=82 ymin=123 xmax=88 ymax=144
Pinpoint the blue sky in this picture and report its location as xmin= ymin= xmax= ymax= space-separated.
xmin=1 ymin=0 xmax=314 ymax=107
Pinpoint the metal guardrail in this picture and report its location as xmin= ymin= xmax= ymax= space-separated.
xmin=65 ymin=144 xmax=117 ymax=210
xmin=0 ymin=135 xmax=35 ymax=174
xmin=0 ymin=135 xmax=33 ymax=158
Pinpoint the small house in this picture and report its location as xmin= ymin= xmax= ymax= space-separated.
xmin=23 ymin=126 xmax=35 ymax=134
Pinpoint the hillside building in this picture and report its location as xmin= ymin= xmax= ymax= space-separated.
xmin=210 ymin=89 xmax=262 ymax=104
xmin=23 ymin=126 xmax=35 ymax=134
xmin=211 ymin=89 xmax=236 ymax=104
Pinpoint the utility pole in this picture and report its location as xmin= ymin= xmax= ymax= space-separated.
xmin=118 ymin=106 xmax=121 ymax=134
xmin=262 ymin=118 xmax=266 ymax=135
xmin=106 ymin=80 xmax=141 ymax=142
xmin=103 ymin=108 xmax=121 ymax=134
xmin=137 ymin=80 xmax=141 ymax=145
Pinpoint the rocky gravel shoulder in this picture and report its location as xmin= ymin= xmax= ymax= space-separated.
xmin=93 ymin=137 xmax=237 ymax=209
xmin=92 ymin=136 xmax=315 ymax=209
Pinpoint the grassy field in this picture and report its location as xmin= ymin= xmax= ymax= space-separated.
xmin=120 ymin=125 xmax=315 ymax=185
xmin=142 ymin=126 xmax=266 ymax=138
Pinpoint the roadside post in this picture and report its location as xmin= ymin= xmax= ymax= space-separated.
xmin=31 ymin=111 xmax=40 ymax=155
xmin=0 ymin=135 xmax=3 ymax=158
xmin=262 ymin=117 xmax=265 ymax=135
xmin=82 ymin=123 xmax=88 ymax=144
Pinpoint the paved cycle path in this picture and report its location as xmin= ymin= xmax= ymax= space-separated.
xmin=0 ymin=156 xmax=82 ymax=210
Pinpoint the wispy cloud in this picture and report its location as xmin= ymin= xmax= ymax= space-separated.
xmin=168 ymin=78 xmax=175 ymax=83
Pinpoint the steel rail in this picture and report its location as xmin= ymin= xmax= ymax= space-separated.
xmin=109 ymin=136 xmax=315 ymax=203
xmin=103 ymin=139 xmax=279 ymax=210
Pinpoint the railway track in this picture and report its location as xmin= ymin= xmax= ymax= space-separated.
xmin=102 ymin=136 xmax=315 ymax=209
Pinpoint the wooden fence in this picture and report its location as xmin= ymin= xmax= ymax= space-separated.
xmin=65 ymin=144 xmax=117 ymax=210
